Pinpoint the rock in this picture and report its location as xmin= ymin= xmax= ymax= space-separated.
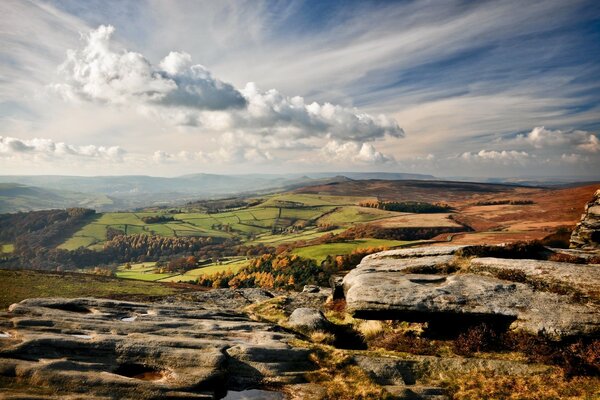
xmin=470 ymin=257 xmax=600 ymax=299
xmin=285 ymin=383 xmax=328 ymax=400
xmin=166 ymin=288 xmax=274 ymax=309
xmin=353 ymin=354 xmax=550 ymax=400
xmin=329 ymin=274 xmax=345 ymax=300
xmin=0 ymin=297 xmax=314 ymax=399
xmin=280 ymin=287 xmax=331 ymax=313
xmin=302 ymin=285 xmax=320 ymax=293
xmin=570 ymin=189 xmax=600 ymax=250
xmin=287 ymin=308 xmax=331 ymax=332
xmin=342 ymin=246 xmax=600 ymax=339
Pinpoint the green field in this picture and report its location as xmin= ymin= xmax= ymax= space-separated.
xmin=1 ymin=244 xmax=14 ymax=253
xmin=58 ymin=193 xmax=384 ymax=250
xmin=115 ymin=262 xmax=178 ymax=281
xmin=161 ymin=258 xmax=250 ymax=283
xmin=57 ymin=192 xmax=442 ymax=274
xmin=0 ymin=269 xmax=184 ymax=310
xmin=291 ymin=239 xmax=413 ymax=262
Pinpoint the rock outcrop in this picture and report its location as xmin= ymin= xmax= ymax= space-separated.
xmin=0 ymin=297 xmax=314 ymax=399
xmin=570 ymin=189 xmax=600 ymax=250
xmin=343 ymin=246 xmax=600 ymax=339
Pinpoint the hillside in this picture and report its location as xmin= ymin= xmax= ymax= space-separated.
xmin=0 ymin=183 xmax=113 ymax=213
xmin=295 ymin=179 xmax=520 ymax=202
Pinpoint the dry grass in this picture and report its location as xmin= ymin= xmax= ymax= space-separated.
xmin=356 ymin=320 xmax=386 ymax=340
xmin=304 ymin=345 xmax=393 ymax=400
xmin=441 ymin=370 xmax=600 ymax=400
xmin=244 ymin=296 xmax=288 ymax=325
xmin=310 ymin=330 xmax=336 ymax=345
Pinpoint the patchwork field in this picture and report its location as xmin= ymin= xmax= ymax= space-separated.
xmin=369 ymin=213 xmax=461 ymax=228
xmin=58 ymin=193 xmax=391 ymax=251
xmin=160 ymin=258 xmax=250 ymax=283
xmin=115 ymin=262 xmax=178 ymax=281
xmin=291 ymin=239 xmax=415 ymax=262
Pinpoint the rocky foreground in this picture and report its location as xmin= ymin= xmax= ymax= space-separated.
xmin=0 ymin=296 xmax=313 ymax=399
xmin=342 ymin=246 xmax=600 ymax=339
xmin=1 ymin=243 xmax=599 ymax=399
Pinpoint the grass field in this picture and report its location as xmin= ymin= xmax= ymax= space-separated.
xmin=57 ymin=192 xmax=466 ymax=255
xmin=161 ymin=257 xmax=250 ymax=282
xmin=1 ymin=244 xmax=14 ymax=253
xmin=0 ymin=269 xmax=185 ymax=310
xmin=115 ymin=262 xmax=179 ymax=281
xmin=291 ymin=239 xmax=414 ymax=262
xmin=58 ymin=193 xmax=370 ymax=250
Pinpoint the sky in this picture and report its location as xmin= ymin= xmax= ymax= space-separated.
xmin=0 ymin=0 xmax=599 ymax=178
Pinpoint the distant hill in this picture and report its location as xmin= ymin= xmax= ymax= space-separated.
xmin=294 ymin=179 xmax=521 ymax=203
xmin=305 ymin=172 xmax=436 ymax=181
xmin=0 ymin=173 xmax=435 ymax=212
xmin=0 ymin=183 xmax=113 ymax=213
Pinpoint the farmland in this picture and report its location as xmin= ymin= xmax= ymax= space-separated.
xmin=58 ymin=193 xmax=395 ymax=251
xmin=115 ymin=257 xmax=250 ymax=283
xmin=291 ymin=239 xmax=415 ymax=262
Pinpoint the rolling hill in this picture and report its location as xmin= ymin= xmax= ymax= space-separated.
xmin=0 ymin=183 xmax=113 ymax=213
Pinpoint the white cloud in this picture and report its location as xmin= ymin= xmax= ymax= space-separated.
xmin=560 ymin=153 xmax=588 ymax=164
xmin=0 ymin=136 xmax=125 ymax=161
xmin=516 ymin=126 xmax=599 ymax=153
xmin=52 ymin=25 xmax=404 ymax=147
xmin=52 ymin=25 xmax=246 ymax=111
xmin=321 ymin=141 xmax=394 ymax=165
xmin=460 ymin=149 xmax=530 ymax=164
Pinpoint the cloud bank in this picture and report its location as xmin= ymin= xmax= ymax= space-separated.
xmin=51 ymin=25 xmax=403 ymax=159
xmin=0 ymin=136 xmax=125 ymax=161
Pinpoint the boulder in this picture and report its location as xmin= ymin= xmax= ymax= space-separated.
xmin=287 ymin=308 xmax=331 ymax=332
xmin=570 ymin=188 xmax=600 ymax=250
xmin=342 ymin=246 xmax=600 ymax=339
xmin=0 ymin=297 xmax=314 ymax=399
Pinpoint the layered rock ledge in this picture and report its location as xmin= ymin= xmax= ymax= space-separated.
xmin=571 ymin=188 xmax=600 ymax=250
xmin=343 ymin=246 xmax=600 ymax=339
xmin=0 ymin=297 xmax=313 ymax=399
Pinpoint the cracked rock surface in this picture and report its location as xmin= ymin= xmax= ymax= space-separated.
xmin=0 ymin=297 xmax=313 ymax=399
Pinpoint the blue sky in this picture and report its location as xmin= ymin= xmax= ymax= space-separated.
xmin=0 ymin=0 xmax=598 ymax=178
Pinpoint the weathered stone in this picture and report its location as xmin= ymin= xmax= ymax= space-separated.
xmin=302 ymin=285 xmax=320 ymax=293
xmin=353 ymin=354 xmax=550 ymax=400
xmin=470 ymin=257 xmax=600 ymax=299
xmin=0 ymin=297 xmax=314 ymax=399
xmin=343 ymin=246 xmax=600 ymax=339
xmin=287 ymin=308 xmax=331 ymax=332
xmin=166 ymin=288 xmax=274 ymax=310
xmin=280 ymin=287 xmax=331 ymax=313
xmin=570 ymin=189 xmax=600 ymax=250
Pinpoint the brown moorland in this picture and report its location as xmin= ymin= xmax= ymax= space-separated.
xmin=296 ymin=180 xmax=599 ymax=245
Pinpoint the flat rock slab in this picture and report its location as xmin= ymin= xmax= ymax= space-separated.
xmin=0 ymin=298 xmax=314 ymax=399
xmin=343 ymin=247 xmax=600 ymax=339
xmin=470 ymin=257 xmax=600 ymax=299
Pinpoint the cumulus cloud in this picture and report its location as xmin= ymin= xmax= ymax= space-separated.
xmin=52 ymin=25 xmax=403 ymax=151
xmin=321 ymin=140 xmax=394 ymax=164
xmin=52 ymin=25 xmax=246 ymax=110
xmin=237 ymin=83 xmax=403 ymax=142
xmin=516 ymin=126 xmax=599 ymax=153
xmin=460 ymin=149 xmax=530 ymax=164
xmin=0 ymin=136 xmax=125 ymax=161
